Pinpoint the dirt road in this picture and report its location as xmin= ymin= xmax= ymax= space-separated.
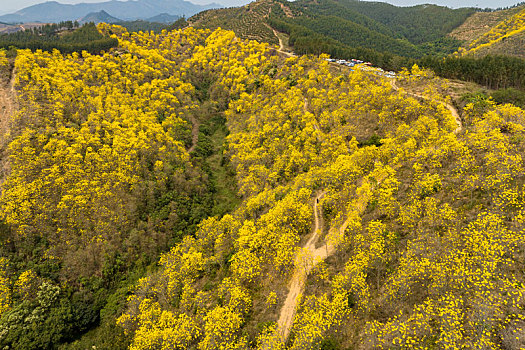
xmin=271 ymin=28 xmax=293 ymax=57
xmin=276 ymin=192 xmax=325 ymax=339
xmin=273 ymin=29 xmax=285 ymax=52
xmin=390 ymin=79 xmax=462 ymax=134
xmin=276 ymin=174 xmax=385 ymax=340
xmin=0 ymin=68 xmax=16 ymax=138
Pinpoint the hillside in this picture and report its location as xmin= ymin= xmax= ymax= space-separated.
xmin=188 ymin=0 xmax=525 ymax=92
xmin=464 ymin=30 xmax=525 ymax=57
xmin=112 ymin=31 xmax=525 ymax=349
xmin=284 ymin=0 xmax=398 ymax=38
xmin=0 ymin=22 xmax=525 ymax=349
xmin=190 ymin=0 xmax=475 ymax=63
xmin=449 ymin=6 xmax=524 ymax=43
xmin=297 ymin=0 xmax=475 ymax=45
xmin=455 ymin=5 xmax=525 ymax=58
xmin=189 ymin=0 xmax=280 ymax=45
xmin=0 ymin=23 xmax=46 ymax=34
xmin=280 ymin=14 xmax=421 ymax=57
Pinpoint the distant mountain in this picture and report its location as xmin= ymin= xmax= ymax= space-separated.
xmin=0 ymin=0 xmax=222 ymax=24
xmin=80 ymin=10 xmax=121 ymax=24
xmin=147 ymin=13 xmax=181 ymax=23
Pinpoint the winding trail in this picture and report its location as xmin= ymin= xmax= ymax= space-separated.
xmin=303 ymin=98 xmax=308 ymax=115
xmin=0 ymin=67 xmax=16 ymax=138
xmin=391 ymin=79 xmax=462 ymax=134
xmin=276 ymin=177 xmax=376 ymax=340
xmin=276 ymin=70 xmax=462 ymax=341
xmin=270 ymin=28 xmax=293 ymax=57
xmin=277 ymin=192 xmax=325 ymax=340
xmin=274 ymin=29 xmax=285 ymax=52
xmin=187 ymin=115 xmax=199 ymax=153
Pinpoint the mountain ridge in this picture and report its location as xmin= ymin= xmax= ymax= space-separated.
xmin=79 ymin=10 xmax=122 ymax=24
xmin=146 ymin=13 xmax=181 ymax=23
xmin=0 ymin=0 xmax=221 ymax=23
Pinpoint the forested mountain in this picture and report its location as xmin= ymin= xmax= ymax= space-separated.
xmin=0 ymin=24 xmax=240 ymax=348
xmin=190 ymin=0 xmax=475 ymax=59
xmin=296 ymin=0 xmax=396 ymax=37
xmin=1 ymin=19 xmax=525 ymax=349
xmin=319 ymin=0 xmax=475 ymax=44
xmin=0 ymin=1 xmax=524 ymax=348
xmin=280 ymin=14 xmax=421 ymax=57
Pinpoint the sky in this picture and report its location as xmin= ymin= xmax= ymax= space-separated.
xmin=0 ymin=0 xmax=523 ymax=15
xmin=0 ymin=0 xmax=107 ymax=14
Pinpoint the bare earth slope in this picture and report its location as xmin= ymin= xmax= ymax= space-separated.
xmin=449 ymin=6 xmax=523 ymax=43
xmin=450 ymin=5 xmax=525 ymax=58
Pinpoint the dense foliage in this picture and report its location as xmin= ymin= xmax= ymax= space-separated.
xmin=283 ymin=15 xmax=420 ymax=58
xmin=278 ymin=0 xmax=470 ymax=57
xmin=50 ymin=26 xmax=523 ymax=350
xmin=0 ymin=22 xmax=118 ymax=54
xmin=491 ymin=87 xmax=525 ymax=108
xmin=420 ymin=54 xmax=525 ymax=90
xmin=114 ymin=20 xmax=169 ymax=33
xmin=286 ymin=0 xmax=472 ymax=56
xmin=2 ymin=18 xmax=525 ymax=349
xmin=325 ymin=0 xmax=475 ymax=44
xmin=0 ymin=25 xmax=242 ymax=347
xmin=268 ymin=17 xmax=414 ymax=71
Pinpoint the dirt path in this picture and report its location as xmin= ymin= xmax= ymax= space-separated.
xmin=273 ymin=29 xmax=285 ymax=52
xmin=303 ymin=98 xmax=308 ymax=115
xmin=277 ymin=192 xmax=325 ymax=340
xmin=0 ymin=67 xmax=16 ymax=138
xmin=269 ymin=27 xmax=293 ymax=57
xmin=187 ymin=115 xmax=199 ymax=153
xmin=9 ymin=68 xmax=16 ymax=94
xmin=276 ymin=173 xmax=386 ymax=340
xmin=391 ymin=79 xmax=462 ymax=134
